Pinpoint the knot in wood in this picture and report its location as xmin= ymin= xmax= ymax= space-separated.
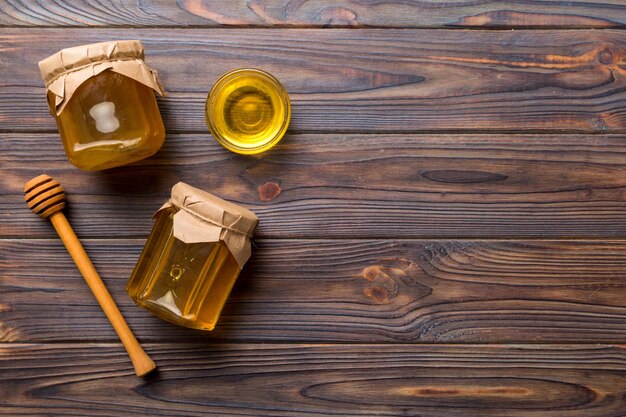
xmin=597 ymin=47 xmax=616 ymax=65
xmin=258 ymin=181 xmax=281 ymax=201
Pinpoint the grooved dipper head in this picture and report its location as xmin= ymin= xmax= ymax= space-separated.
xmin=24 ymin=174 xmax=66 ymax=218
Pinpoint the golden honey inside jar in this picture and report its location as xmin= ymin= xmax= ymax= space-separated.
xmin=206 ymin=69 xmax=290 ymax=154
xmin=56 ymin=71 xmax=165 ymax=171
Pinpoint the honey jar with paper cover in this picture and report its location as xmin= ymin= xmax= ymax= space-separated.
xmin=126 ymin=182 xmax=259 ymax=330
xmin=39 ymin=40 xmax=166 ymax=171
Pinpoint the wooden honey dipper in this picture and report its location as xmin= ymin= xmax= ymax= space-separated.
xmin=24 ymin=174 xmax=156 ymax=377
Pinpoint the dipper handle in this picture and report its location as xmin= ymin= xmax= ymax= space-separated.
xmin=24 ymin=175 xmax=156 ymax=377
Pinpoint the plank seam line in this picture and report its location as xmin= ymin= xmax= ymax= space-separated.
xmin=4 ymin=130 xmax=626 ymax=136
xmin=1 ymin=340 xmax=623 ymax=346
xmin=3 ymin=129 xmax=625 ymax=135
xmin=4 ymin=236 xmax=626 ymax=242
xmin=1 ymin=25 xmax=625 ymax=30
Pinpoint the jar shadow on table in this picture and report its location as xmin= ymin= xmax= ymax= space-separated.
xmin=91 ymin=145 xmax=176 ymax=196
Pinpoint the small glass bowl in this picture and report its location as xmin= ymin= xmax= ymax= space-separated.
xmin=205 ymin=68 xmax=291 ymax=155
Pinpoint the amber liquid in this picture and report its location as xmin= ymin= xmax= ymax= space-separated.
xmin=126 ymin=207 xmax=241 ymax=330
xmin=207 ymin=69 xmax=289 ymax=154
xmin=55 ymin=71 xmax=165 ymax=171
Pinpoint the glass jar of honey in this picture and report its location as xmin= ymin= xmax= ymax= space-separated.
xmin=205 ymin=68 xmax=290 ymax=154
xmin=126 ymin=182 xmax=259 ymax=330
xmin=39 ymin=40 xmax=166 ymax=171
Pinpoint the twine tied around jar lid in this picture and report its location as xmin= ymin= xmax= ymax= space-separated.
xmin=38 ymin=40 xmax=166 ymax=115
xmin=156 ymin=182 xmax=259 ymax=269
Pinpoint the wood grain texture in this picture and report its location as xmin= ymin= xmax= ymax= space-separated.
xmin=1 ymin=0 xmax=626 ymax=28
xmin=4 ymin=133 xmax=626 ymax=239
xmin=3 ymin=28 xmax=626 ymax=133
xmin=2 ymin=343 xmax=626 ymax=417
xmin=2 ymin=238 xmax=626 ymax=343
xmin=3 ymin=5 xmax=626 ymax=415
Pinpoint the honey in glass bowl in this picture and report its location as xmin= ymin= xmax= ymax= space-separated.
xmin=205 ymin=69 xmax=290 ymax=154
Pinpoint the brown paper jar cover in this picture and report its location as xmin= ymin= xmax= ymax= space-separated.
xmin=158 ymin=182 xmax=259 ymax=268
xmin=126 ymin=183 xmax=259 ymax=331
xmin=39 ymin=40 xmax=165 ymax=115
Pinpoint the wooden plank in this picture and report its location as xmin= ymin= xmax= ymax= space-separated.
xmin=2 ymin=343 xmax=625 ymax=416
xmin=2 ymin=238 xmax=626 ymax=343
xmin=1 ymin=0 xmax=626 ymax=28
xmin=2 ymin=28 xmax=626 ymax=133
xmin=4 ymin=133 xmax=626 ymax=239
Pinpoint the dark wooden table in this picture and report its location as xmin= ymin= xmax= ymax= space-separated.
xmin=3 ymin=1 xmax=626 ymax=416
